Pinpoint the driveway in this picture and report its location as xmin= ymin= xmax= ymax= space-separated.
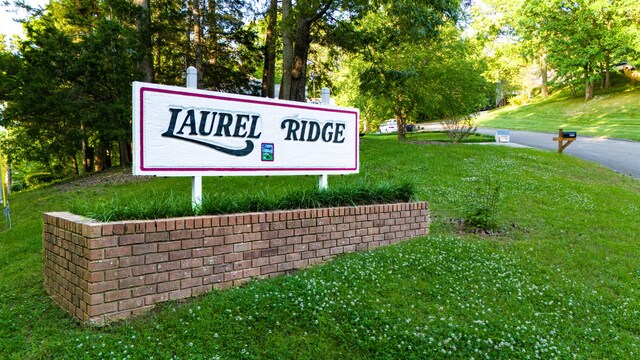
xmin=475 ymin=128 xmax=640 ymax=180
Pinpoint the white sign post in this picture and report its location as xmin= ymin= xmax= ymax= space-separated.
xmin=132 ymin=79 xmax=359 ymax=194
xmin=185 ymin=67 xmax=203 ymax=209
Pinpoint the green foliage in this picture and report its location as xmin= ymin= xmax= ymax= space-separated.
xmin=463 ymin=177 xmax=501 ymax=231
xmin=75 ymin=182 xmax=417 ymax=222
xmin=335 ymin=23 xmax=490 ymax=136
xmin=24 ymin=172 xmax=55 ymax=188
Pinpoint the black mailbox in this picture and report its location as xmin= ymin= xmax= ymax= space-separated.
xmin=562 ymin=131 xmax=577 ymax=138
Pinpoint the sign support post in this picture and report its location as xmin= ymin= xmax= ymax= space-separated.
xmin=552 ymin=128 xmax=577 ymax=154
xmin=319 ymin=87 xmax=330 ymax=190
xmin=186 ymin=66 xmax=203 ymax=210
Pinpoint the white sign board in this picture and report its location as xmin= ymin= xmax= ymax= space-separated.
xmin=132 ymin=82 xmax=359 ymax=176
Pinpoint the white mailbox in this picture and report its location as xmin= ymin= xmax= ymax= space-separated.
xmin=495 ymin=130 xmax=510 ymax=143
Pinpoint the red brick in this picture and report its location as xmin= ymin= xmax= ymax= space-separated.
xmin=233 ymin=242 xmax=251 ymax=252
xmin=203 ymin=237 xmax=223 ymax=247
xmin=192 ymin=285 xmax=213 ymax=296
xmin=191 ymin=229 xmax=205 ymax=239
xmin=170 ymin=230 xmax=190 ymax=240
xmin=203 ymin=274 xmax=224 ymax=285
xmin=132 ymin=264 xmax=156 ymax=276
xmin=252 ymin=257 xmax=269 ymax=267
xmin=140 ymin=272 xmax=166 ymax=285
xmin=277 ymin=262 xmax=294 ymax=272
xmin=87 ymin=302 xmax=117 ymax=317
xmin=88 ymin=259 xmax=118 ymax=271
xmin=119 ymin=234 xmax=144 ymax=246
xmin=146 ymin=232 xmax=169 ymax=242
xmin=192 ymin=266 xmax=213 ymax=277
xmin=181 ymin=277 xmax=202 ymax=289
xmin=169 ymin=270 xmax=191 ymax=281
xmin=224 ymin=234 xmax=243 ymax=244
xmin=119 ymin=298 xmax=144 ymax=311
xmin=87 ymin=280 xmax=118 ymax=293
xmin=120 ymin=255 xmax=145 ymax=267
xmin=192 ymin=247 xmax=213 ymax=258
xmin=243 ymin=268 xmax=260 ymax=278
xmin=119 ymin=276 xmax=145 ymax=288
xmin=105 ymin=289 xmax=131 ymax=302
xmin=261 ymin=264 xmax=277 ymax=275
xmin=157 ymin=280 xmax=180 ymax=293
xmin=158 ymin=241 xmax=181 ymax=252
xmin=134 ymin=285 xmax=157 ymax=299
xmin=233 ymin=260 xmax=251 ymax=271
xmin=270 ymin=255 xmax=285 ymax=264
xmin=105 ymin=268 xmax=132 ymax=281
xmin=182 ymin=238 xmax=203 ymax=249
xmin=157 ymin=260 xmax=181 ymax=272
xmin=145 ymin=252 xmax=169 ymax=264
xmin=181 ymin=258 xmax=203 ymax=269
xmin=278 ymin=245 xmax=293 ymax=255
xmin=224 ymin=253 xmax=243 ymax=263
xmin=224 ymin=270 xmax=243 ymax=282
xmin=90 ymin=236 xmax=118 ymax=249
xmin=105 ymin=246 xmax=132 ymax=258
xmin=145 ymin=293 xmax=169 ymax=306
xmin=170 ymin=250 xmax=191 ymax=261
xmin=132 ymin=243 xmax=157 ymax=255
xmin=169 ymin=289 xmax=191 ymax=300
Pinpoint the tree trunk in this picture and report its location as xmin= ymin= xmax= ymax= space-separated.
xmin=208 ymin=0 xmax=218 ymax=69
xmin=119 ymin=139 xmax=131 ymax=166
xmin=261 ymin=0 xmax=277 ymax=98
xmin=540 ymin=55 xmax=548 ymax=98
xmin=279 ymin=0 xmax=293 ymax=100
xmin=291 ymin=18 xmax=312 ymax=102
xmin=192 ymin=0 xmax=203 ymax=87
xmin=81 ymin=123 xmax=92 ymax=173
xmin=604 ymin=52 xmax=611 ymax=89
xmin=94 ymin=141 xmax=108 ymax=172
xmin=585 ymin=66 xmax=594 ymax=100
xmin=73 ymin=155 xmax=79 ymax=176
xmin=135 ymin=0 xmax=153 ymax=82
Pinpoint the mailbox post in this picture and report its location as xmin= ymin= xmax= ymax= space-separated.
xmin=552 ymin=128 xmax=577 ymax=154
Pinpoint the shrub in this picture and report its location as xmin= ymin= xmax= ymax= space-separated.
xmin=509 ymin=94 xmax=529 ymax=106
xmin=10 ymin=183 xmax=23 ymax=192
xmin=440 ymin=116 xmax=478 ymax=143
xmin=74 ymin=182 xmax=418 ymax=222
xmin=24 ymin=172 xmax=55 ymax=188
xmin=463 ymin=177 xmax=501 ymax=231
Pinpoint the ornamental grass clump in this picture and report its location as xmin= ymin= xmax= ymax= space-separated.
xmin=74 ymin=181 xmax=417 ymax=222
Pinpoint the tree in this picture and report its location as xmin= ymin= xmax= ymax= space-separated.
xmin=336 ymin=23 xmax=489 ymax=139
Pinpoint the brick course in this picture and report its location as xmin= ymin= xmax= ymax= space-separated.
xmin=43 ymin=202 xmax=429 ymax=325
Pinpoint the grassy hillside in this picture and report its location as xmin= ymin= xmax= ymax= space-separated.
xmin=1 ymin=136 xmax=639 ymax=358
xmin=477 ymin=83 xmax=640 ymax=141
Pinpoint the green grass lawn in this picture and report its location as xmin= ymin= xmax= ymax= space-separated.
xmin=477 ymin=83 xmax=640 ymax=141
xmin=1 ymin=136 xmax=639 ymax=358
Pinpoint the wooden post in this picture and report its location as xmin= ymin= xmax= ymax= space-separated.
xmin=319 ymin=87 xmax=330 ymax=190
xmin=187 ymin=66 xmax=203 ymax=209
xmin=552 ymin=128 xmax=576 ymax=154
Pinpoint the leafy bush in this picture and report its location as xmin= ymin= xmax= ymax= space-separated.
xmin=74 ymin=182 xmax=418 ymax=222
xmin=440 ymin=116 xmax=478 ymax=143
xmin=509 ymin=94 xmax=529 ymax=106
xmin=10 ymin=183 xmax=23 ymax=192
xmin=24 ymin=172 xmax=55 ymax=188
xmin=463 ymin=177 xmax=501 ymax=231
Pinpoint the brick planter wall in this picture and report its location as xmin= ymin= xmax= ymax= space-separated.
xmin=43 ymin=202 xmax=429 ymax=325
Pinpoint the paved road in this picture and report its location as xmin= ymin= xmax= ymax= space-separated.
xmin=476 ymin=128 xmax=640 ymax=180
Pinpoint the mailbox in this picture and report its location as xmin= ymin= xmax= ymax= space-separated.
xmin=495 ymin=130 xmax=510 ymax=143
xmin=562 ymin=131 xmax=577 ymax=138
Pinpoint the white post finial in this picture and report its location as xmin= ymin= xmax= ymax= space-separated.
xmin=321 ymin=87 xmax=330 ymax=105
xmin=186 ymin=66 xmax=203 ymax=210
xmin=319 ymin=87 xmax=330 ymax=190
xmin=187 ymin=66 xmax=198 ymax=89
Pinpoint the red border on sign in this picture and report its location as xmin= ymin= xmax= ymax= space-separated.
xmin=138 ymin=86 xmax=359 ymax=173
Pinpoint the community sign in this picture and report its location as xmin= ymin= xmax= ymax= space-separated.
xmin=132 ymin=82 xmax=359 ymax=176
